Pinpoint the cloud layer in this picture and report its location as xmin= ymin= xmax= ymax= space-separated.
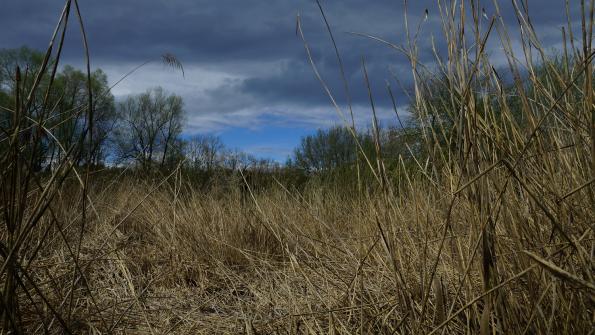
xmin=1 ymin=0 xmax=583 ymax=158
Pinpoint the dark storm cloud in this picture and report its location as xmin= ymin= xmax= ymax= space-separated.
xmin=0 ymin=0 xmax=583 ymax=131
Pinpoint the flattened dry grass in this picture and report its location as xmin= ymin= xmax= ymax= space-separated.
xmin=19 ymin=160 xmax=592 ymax=333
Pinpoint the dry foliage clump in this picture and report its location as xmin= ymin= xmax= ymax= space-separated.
xmin=1 ymin=0 xmax=594 ymax=334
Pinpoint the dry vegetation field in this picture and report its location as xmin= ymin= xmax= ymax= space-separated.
xmin=1 ymin=0 xmax=594 ymax=334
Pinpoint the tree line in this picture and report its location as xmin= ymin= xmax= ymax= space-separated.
xmin=2 ymin=46 xmax=575 ymax=191
xmin=0 ymin=47 xmax=283 ymax=175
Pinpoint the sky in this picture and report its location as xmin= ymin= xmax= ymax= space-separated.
xmin=0 ymin=0 xmax=584 ymax=161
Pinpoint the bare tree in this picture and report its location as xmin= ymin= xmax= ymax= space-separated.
xmin=185 ymin=134 xmax=224 ymax=170
xmin=115 ymin=87 xmax=184 ymax=169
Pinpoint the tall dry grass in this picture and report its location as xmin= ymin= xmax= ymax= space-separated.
xmin=1 ymin=0 xmax=593 ymax=334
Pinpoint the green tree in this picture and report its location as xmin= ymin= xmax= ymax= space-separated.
xmin=0 ymin=46 xmax=47 ymax=96
xmin=0 ymin=47 xmax=115 ymax=169
xmin=47 ymin=65 xmax=116 ymax=167
xmin=0 ymin=47 xmax=49 ymax=135
xmin=291 ymin=126 xmax=372 ymax=173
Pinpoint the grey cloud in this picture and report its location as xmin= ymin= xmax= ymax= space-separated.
xmin=0 ymin=0 xmax=583 ymax=134
xmin=3 ymin=1 xmax=578 ymax=64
